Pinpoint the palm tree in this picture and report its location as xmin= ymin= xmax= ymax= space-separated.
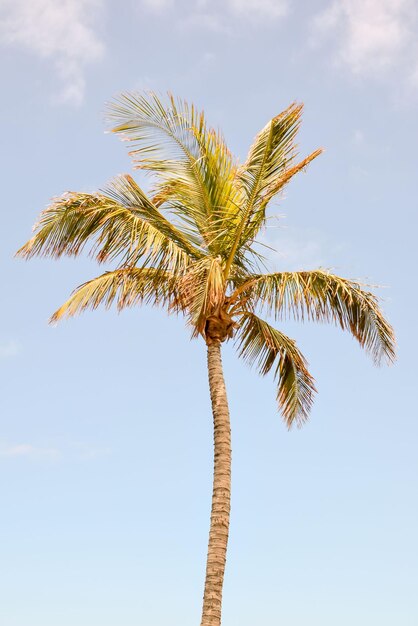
xmin=17 ymin=93 xmax=395 ymax=626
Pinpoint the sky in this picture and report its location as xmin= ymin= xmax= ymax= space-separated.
xmin=1 ymin=0 xmax=417 ymax=624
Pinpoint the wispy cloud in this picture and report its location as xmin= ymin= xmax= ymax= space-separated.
xmin=227 ymin=0 xmax=288 ymax=19
xmin=0 ymin=340 xmax=20 ymax=359
xmin=140 ymin=0 xmax=174 ymax=12
xmin=0 ymin=0 xmax=105 ymax=105
xmin=0 ymin=442 xmax=60 ymax=460
xmin=0 ymin=439 xmax=111 ymax=461
xmin=312 ymin=0 xmax=418 ymax=88
xmin=139 ymin=0 xmax=288 ymax=28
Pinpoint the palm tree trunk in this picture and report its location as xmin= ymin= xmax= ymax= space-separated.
xmin=200 ymin=342 xmax=232 ymax=626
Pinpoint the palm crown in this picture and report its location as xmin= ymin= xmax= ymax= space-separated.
xmin=17 ymin=93 xmax=395 ymax=427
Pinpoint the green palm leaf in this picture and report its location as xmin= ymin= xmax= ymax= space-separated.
xmin=16 ymin=176 xmax=200 ymax=272
xmin=235 ymin=312 xmax=316 ymax=427
xmin=50 ymin=267 xmax=179 ymax=323
xmin=224 ymin=103 xmax=322 ymax=277
xmin=107 ymin=92 xmax=239 ymax=252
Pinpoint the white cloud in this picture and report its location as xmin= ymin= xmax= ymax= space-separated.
xmin=228 ymin=0 xmax=288 ymax=19
xmin=0 ymin=340 xmax=20 ymax=358
xmin=140 ymin=0 xmax=288 ymax=27
xmin=178 ymin=11 xmax=228 ymax=33
xmin=313 ymin=0 xmax=418 ymax=85
xmin=0 ymin=439 xmax=112 ymax=461
xmin=141 ymin=0 xmax=174 ymax=12
xmin=0 ymin=0 xmax=105 ymax=105
xmin=0 ymin=442 xmax=60 ymax=460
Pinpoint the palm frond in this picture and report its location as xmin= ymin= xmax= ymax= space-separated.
xmin=103 ymin=175 xmax=204 ymax=260
xmin=50 ymin=267 xmax=179 ymax=323
xmin=239 ymin=270 xmax=396 ymax=364
xmin=235 ymin=312 xmax=316 ymax=427
xmin=107 ymin=92 xmax=239 ymax=251
xmin=188 ymin=123 xmax=244 ymax=252
xmin=242 ymin=149 xmax=322 ymax=247
xmin=224 ymin=103 xmax=321 ymax=276
xmin=16 ymin=176 xmax=200 ymax=272
xmin=238 ymin=103 xmax=302 ymax=204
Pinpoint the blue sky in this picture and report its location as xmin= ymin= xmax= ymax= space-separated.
xmin=1 ymin=1 xmax=417 ymax=624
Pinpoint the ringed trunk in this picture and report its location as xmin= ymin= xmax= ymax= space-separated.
xmin=200 ymin=341 xmax=232 ymax=626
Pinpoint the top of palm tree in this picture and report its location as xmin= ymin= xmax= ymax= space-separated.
xmin=17 ymin=92 xmax=395 ymax=427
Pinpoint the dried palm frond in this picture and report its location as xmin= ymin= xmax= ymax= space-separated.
xmin=177 ymin=256 xmax=225 ymax=334
xmin=236 ymin=270 xmax=395 ymax=364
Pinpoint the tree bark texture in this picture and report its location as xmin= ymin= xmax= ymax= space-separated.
xmin=200 ymin=342 xmax=232 ymax=626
